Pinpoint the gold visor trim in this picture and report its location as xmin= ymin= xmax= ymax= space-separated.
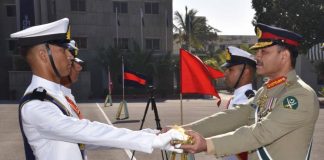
xmin=250 ymin=41 xmax=273 ymax=50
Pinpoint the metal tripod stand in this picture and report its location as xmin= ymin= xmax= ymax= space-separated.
xmin=131 ymin=86 xmax=168 ymax=160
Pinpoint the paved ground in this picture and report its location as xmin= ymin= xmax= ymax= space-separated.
xmin=0 ymin=93 xmax=323 ymax=160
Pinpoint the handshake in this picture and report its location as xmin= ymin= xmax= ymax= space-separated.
xmin=143 ymin=126 xmax=199 ymax=154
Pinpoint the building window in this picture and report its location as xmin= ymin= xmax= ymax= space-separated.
xmin=146 ymin=39 xmax=160 ymax=50
xmin=113 ymin=1 xmax=128 ymax=13
xmin=114 ymin=38 xmax=129 ymax=49
xmin=71 ymin=0 xmax=86 ymax=11
xmin=144 ymin=2 xmax=159 ymax=14
xmin=74 ymin=37 xmax=87 ymax=49
xmin=6 ymin=5 xmax=16 ymax=17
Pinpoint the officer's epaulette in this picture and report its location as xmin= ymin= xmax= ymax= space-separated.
xmin=30 ymin=87 xmax=47 ymax=101
xmin=284 ymin=80 xmax=294 ymax=88
xmin=266 ymin=76 xmax=287 ymax=89
xmin=20 ymin=87 xmax=70 ymax=117
xmin=245 ymin=90 xmax=255 ymax=99
xmin=18 ymin=87 xmax=47 ymax=160
xmin=244 ymin=89 xmax=256 ymax=110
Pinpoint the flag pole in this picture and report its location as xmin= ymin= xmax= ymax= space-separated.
xmin=165 ymin=9 xmax=168 ymax=53
xmin=122 ymin=56 xmax=125 ymax=101
xmin=104 ymin=65 xmax=113 ymax=107
xmin=180 ymin=93 xmax=183 ymax=125
xmin=116 ymin=55 xmax=129 ymax=120
xmin=115 ymin=7 xmax=119 ymax=48
xmin=188 ymin=16 xmax=191 ymax=52
xmin=140 ymin=8 xmax=144 ymax=50
xmin=108 ymin=65 xmax=111 ymax=95
xmin=185 ymin=6 xmax=191 ymax=52
xmin=108 ymin=66 xmax=112 ymax=106
xmin=179 ymin=48 xmax=184 ymax=125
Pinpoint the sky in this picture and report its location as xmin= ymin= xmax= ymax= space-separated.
xmin=173 ymin=0 xmax=256 ymax=35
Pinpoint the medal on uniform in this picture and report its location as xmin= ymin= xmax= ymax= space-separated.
xmin=169 ymin=126 xmax=194 ymax=160
xmin=257 ymin=94 xmax=268 ymax=121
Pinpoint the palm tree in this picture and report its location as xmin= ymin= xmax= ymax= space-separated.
xmin=174 ymin=6 xmax=220 ymax=55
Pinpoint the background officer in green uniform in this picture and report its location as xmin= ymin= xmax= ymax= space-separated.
xmin=178 ymin=23 xmax=320 ymax=160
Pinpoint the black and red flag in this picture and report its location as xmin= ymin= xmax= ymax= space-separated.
xmin=124 ymin=69 xmax=147 ymax=88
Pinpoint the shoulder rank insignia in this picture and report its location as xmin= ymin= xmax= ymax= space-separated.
xmin=245 ymin=90 xmax=255 ymax=99
xmin=283 ymin=96 xmax=298 ymax=110
xmin=266 ymin=76 xmax=287 ymax=89
xmin=30 ymin=87 xmax=47 ymax=101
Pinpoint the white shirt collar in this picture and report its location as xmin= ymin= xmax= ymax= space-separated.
xmin=28 ymin=75 xmax=62 ymax=93
xmin=61 ymin=86 xmax=72 ymax=96
xmin=233 ymin=84 xmax=253 ymax=97
xmin=228 ymin=83 xmax=254 ymax=108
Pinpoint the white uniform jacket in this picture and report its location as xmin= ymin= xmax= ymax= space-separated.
xmin=224 ymin=84 xmax=255 ymax=160
xmin=61 ymin=86 xmax=76 ymax=104
xmin=61 ymin=86 xmax=110 ymax=151
xmin=227 ymin=84 xmax=255 ymax=109
xmin=21 ymin=75 xmax=156 ymax=160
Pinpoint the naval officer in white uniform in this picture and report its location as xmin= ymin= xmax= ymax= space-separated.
xmin=60 ymin=40 xmax=83 ymax=107
xmin=222 ymin=46 xmax=257 ymax=110
xmin=12 ymin=18 xmax=184 ymax=160
xmin=218 ymin=46 xmax=257 ymax=160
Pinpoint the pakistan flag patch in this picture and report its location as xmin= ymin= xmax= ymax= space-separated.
xmin=283 ymin=96 xmax=298 ymax=110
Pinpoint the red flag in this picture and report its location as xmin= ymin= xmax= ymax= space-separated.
xmin=180 ymin=48 xmax=221 ymax=105
xmin=205 ymin=65 xmax=224 ymax=79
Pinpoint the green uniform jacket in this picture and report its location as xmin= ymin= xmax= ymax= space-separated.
xmin=185 ymin=70 xmax=319 ymax=160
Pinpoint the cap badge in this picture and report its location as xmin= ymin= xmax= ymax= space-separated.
xmin=66 ymin=26 xmax=71 ymax=40
xmin=225 ymin=49 xmax=231 ymax=61
xmin=256 ymin=27 xmax=262 ymax=39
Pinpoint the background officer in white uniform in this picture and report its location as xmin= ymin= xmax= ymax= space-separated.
xmin=12 ymin=18 xmax=184 ymax=160
xmin=60 ymin=40 xmax=83 ymax=105
xmin=221 ymin=46 xmax=256 ymax=160
xmin=222 ymin=46 xmax=256 ymax=110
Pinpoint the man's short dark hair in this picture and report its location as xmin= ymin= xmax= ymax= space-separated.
xmin=19 ymin=46 xmax=33 ymax=58
xmin=277 ymin=44 xmax=298 ymax=68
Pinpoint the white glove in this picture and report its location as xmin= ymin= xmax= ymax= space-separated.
xmin=141 ymin=128 xmax=161 ymax=134
xmin=162 ymin=143 xmax=183 ymax=153
xmin=152 ymin=129 xmax=184 ymax=153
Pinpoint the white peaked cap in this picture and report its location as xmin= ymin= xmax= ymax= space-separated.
xmin=68 ymin=40 xmax=78 ymax=50
xmin=10 ymin=18 xmax=70 ymax=46
xmin=227 ymin=46 xmax=255 ymax=61
xmin=74 ymin=58 xmax=84 ymax=64
xmin=222 ymin=46 xmax=256 ymax=68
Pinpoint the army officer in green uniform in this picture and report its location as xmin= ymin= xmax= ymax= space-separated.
xmin=179 ymin=23 xmax=320 ymax=160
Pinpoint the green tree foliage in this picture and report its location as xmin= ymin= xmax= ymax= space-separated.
xmin=252 ymin=0 xmax=324 ymax=51
xmin=203 ymin=48 xmax=225 ymax=71
xmin=252 ymin=0 xmax=324 ymax=86
xmin=174 ymin=6 xmax=219 ymax=55
xmin=203 ymin=44 xmax=255 ymax=71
